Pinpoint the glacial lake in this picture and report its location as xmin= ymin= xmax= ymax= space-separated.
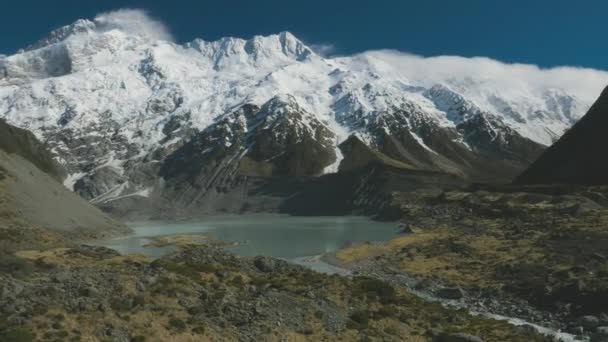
xmin=97 ymin=215 xmax=399 ymax=272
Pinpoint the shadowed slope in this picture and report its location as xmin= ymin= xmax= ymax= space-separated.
xmin=516 ymin=86 xmax=608 ymax=185
xmin=0 ymin=120 xmax=129 ymax=246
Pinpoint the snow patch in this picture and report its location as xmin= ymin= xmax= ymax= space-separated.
xmin=411 ymin=133 xmax=437 ymax=155
xmin=63 ymin=172 xmax=86 ymax=191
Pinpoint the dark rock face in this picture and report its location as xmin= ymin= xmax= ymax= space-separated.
xmin=74 ymin=166 xmax=124 ymax=200
xmin=336 ymin=97 xmax=544 ymax=184
xmin=436 ymin=287 xmax=465 ymax=300
xmin=149 ymin=96 xmax=338 ymax=215
xmin=516 ymin=86 xmax=608 ymax=185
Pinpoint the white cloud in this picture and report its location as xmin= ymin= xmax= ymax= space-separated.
xmin=309 ymin=43 xmax=337 ymax=57
xmin=94 ymin=9 xmax=173 ymax=42
xmin=353 ymin=50 xmax=608 ymax=104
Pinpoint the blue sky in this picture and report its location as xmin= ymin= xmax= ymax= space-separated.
xmin=1 ymin=0 xmax=605 ymax=69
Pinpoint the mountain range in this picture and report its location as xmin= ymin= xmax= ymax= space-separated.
xmin=1 ymin=14 xmax=606 ymax=216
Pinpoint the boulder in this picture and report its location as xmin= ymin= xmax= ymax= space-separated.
xmin=592 ymin=327 xmax=608 ymax=342
xmin=436 ymin=332 xmax=483 ymax=342
xmin=581 ymin=316 xmax=601 ymax=329
xmin=253 ymin=257 xmax=277 ymax=273
xmin=437 ymin=287 xmax=465 ymax=300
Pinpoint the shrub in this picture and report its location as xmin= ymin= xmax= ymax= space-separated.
xmin=355 ymin=277 xmax=397 ymax=304
xmin=168 ymin=318 xmax=186 ymax=331
xmin=347 ymin=310 xmax=370 ymax=330
xmin=132 ymin=295 xmax=145 ymax=307
xmin=0 ymin=326 xmax=36 ymax=342
xmin=374 ymin=305 xmax=399 ymax=319
xmin=0 ymin=251 xmax=33 ymax=277
xmin=192 ymin=326 xmax=206 ymax=335
xmin=110 ymin=297 xmax=132 ymax=312
xmin=229 ymin=275 xmax=245 ymax=287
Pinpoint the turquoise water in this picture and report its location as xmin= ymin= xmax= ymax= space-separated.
xmin=98 ymin=214 xmax=399 ymax=261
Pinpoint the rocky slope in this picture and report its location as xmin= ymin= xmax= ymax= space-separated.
xmin=516 ymin=86 xmax=608 ymax=185
xmin=332 ymin=184 xmax=608 ymax=340
xmin=0 ymin=243 xmax=550 ymax=341
xmin=1 ymin=12 xmax=602 ymax=214
xmin=0 ymin=120 xmax=129 ymax=250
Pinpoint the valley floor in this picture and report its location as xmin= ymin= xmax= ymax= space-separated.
xmin=329 ymin=185 xmax=608 ymax=341
xmin=3 ymin=185 xmax=608 ymax=341
xmin=0 ymin=242 xmax=546 ymax=341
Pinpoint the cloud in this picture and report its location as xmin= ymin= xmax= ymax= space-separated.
xmin=309 ymin=43 xmax=337 ymax=57
xmin=353 ymin=50 xmax=608 ymax=103
xmin=94 ymin=9 xmax=173 ymax=42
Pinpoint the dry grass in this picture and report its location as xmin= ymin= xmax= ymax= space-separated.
xmin=143 ymin=234 xmax=210 ymax=248
xmin=335 ymin=231 xmax=445 ymax=265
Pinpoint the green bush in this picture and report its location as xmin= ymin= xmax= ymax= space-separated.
xmin=374 ymin=305 xmax=399 ymax=319
xmin=0 ymin=326 xmax=36 ymax=342
xmin=347 ymin=310 xmax=370 ymax=330
xmin=133 ymin=295 xmax=145 ymax=307
xmin=192 ymin=326 xmax=206 ymax=335
xmin=229 ymin=275 xmax=245 ymax=287
xmin=168 ymin=318 xmax=186 ymax=331
xmin=110 ymin=297 xmax=132 ymax=311
xmin=355 ymin=277 xmax=397 ymax=304
xmin=0 ymin=252 xmax=33 ymax=277
xmin=598 ymin=264 xmax=608 ymax=277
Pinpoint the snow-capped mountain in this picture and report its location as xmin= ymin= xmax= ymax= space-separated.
xmin=1 ymin=11 xmax=606 ymax=209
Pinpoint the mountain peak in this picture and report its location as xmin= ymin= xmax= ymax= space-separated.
xmin=187 ymin=32 xmax=314 ymax=70
xmin=25 ymin=10 xmax=173 ymax=52
xmin=27 ymin=19 xmax=96 ymax=51
xmin=243 ymin=31 xmax=313 ymax=61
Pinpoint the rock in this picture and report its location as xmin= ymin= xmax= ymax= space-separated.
xmin=81 ymin=286 xmax=99 ymax=297
xmin=415 ymin=279 xmax=433 ymax=291
xmin=517 ymin=324 xmax=537 ymax=334
xmin=581 ymin=316 xmax=601 ymax=329
xmin=253 ymin=257 xmax=277 ymax=273
xmin=437 ymin=287 xmax=465 ymax=300
xmin=592 ymin=327 xmax=608 ymax=342
xmin=571 ymin=265 xmax=590 ymax=275
xmin=427 ymin=328 xmax=443 ymax=338
xmin=98 ymin=324 xmax=130 ymax=342
xmin=596 ymin=326 xmax=608 ymax=335
xmin=52 ymin=271 xmax=71 ymax=283
xmin=566 ymin=325 xmax=584 ymax=335
xmin=136 ymin=280 xmax=146 ymax=292
xmin=436 ymin=332 xmax=483 ymax=342
xmin=399 ymin=224 xmax=414 ymax=233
